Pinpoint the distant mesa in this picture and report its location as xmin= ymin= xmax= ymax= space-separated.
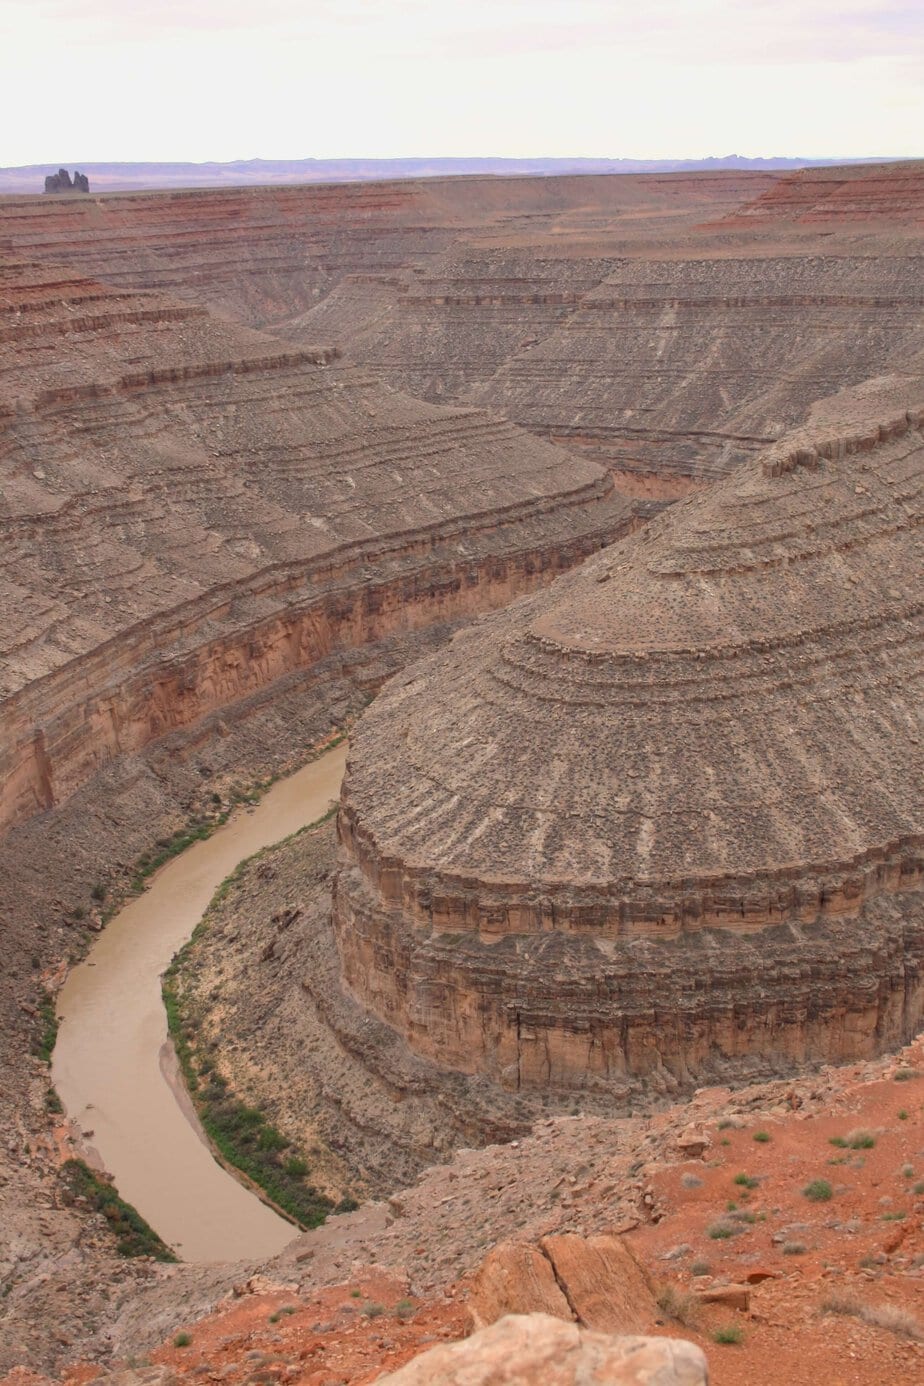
xmin=44 ymin=167 xmax=89 ymax=194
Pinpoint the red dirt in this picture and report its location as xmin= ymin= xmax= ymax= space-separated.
xmin=626 ymin=1039 xmax=924 ymax=1385
xmin=147 ymin=1271 xmax=468 ymax=1386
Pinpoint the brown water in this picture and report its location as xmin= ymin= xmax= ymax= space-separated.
xmin=53 ymin=742 xmax=348 ymax=1264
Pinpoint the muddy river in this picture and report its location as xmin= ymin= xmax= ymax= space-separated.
xmin=52 ymin=741 xmax=348 ymax=1263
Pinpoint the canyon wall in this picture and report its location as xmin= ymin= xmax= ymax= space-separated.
xmin=720 ymin=158 xmax=924 ymax=227
xmin=3 ymin=164 xmax=921 ymax=503
xmin=0 ymin=256 xmax=633 ymax=833
xmin=0 ymin=172 xmax=770 ymax=325
xmin=292 ymin=248 xmax=924 ymax=495
xmin=332 ymin=387 xmax=924 ymax=1092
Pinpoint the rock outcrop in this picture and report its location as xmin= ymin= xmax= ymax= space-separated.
xmin=333 ymin=382 xmax=924 ymax=1092
xmin=376 ymin=1315 xmax=708 ymax=1386
xmin=469 ymin=1235 xmax=656 ymax=1334
xmin=43 ymin=169 xmax=89 ymax=194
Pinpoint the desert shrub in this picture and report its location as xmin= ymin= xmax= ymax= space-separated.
xmin=782 ymin=1241 xmax=806 ymax=1255
xmin=734 ymin=1173 xmax=759 ymax=1188
xmin=163 ymin=972 xmax=339 ymax=1229
xmin=707 ymin=1221 xmax=739 ymax=1240
xmin=173 ymin=1332 xmax=192 ymax=1348
xmin=61 ymin=1159 xmax=176 ymax=1261
xmin=753 ymin=1130 xmax=771 ymax=1143
xmin=822 ymin=1296 xmax=923 ymax=1341
xmin=713 ymin=1324 xmax=744 ymax=1345
xmin=803 ymin=1179 xmax=834 ymax=1202
xmin=33 ymin=990 xmax=59 ymax=1063
xmin=656 ymin=1285 xmax=700 ymax=1328
xmin=690 ymin=1260 xmax=711 ymax=1277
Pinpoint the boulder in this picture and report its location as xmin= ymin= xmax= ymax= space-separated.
xmin=469 ymin=1234 xmax=657 ymax=1335
xmin=694 ymin=1282 xmax=750 ymax=1312
xmin=676 ymin=1129 xmax=711 ymax=1159
xmin=539 ymin=1233 xmax=656 ymax=1333
xmin=376 ymin=1313 xmax=708 ymax=1384
xmin=469 ymin=1241 xmax=573 ymax=1329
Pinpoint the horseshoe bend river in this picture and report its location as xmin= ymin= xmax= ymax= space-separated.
xmin=52 ymin=741 xmax=349 ymax=1264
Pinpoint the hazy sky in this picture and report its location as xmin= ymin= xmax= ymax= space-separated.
xmin=3 ymin=0 xmax=922 ymax=164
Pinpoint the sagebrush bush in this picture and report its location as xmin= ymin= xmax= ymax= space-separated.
xmin=803 ymin=1179 xmax=834 ymax=1202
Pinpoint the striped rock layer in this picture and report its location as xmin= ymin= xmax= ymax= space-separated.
xmin=333 ymin=387 xmax=924 ymax=1094
xmin=0 ymin=258 xmax=631 ymax=832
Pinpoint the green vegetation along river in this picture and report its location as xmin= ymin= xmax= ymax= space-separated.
xmin=52 ymin=742 xmax=348 ymax=1263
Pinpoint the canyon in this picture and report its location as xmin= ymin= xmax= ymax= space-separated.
xmin=0 ymin=255 xmax=630 ymax=836
xmin=0 ymin=160 xmax=922 ymax=1383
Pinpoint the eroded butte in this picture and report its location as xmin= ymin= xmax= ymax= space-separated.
xmin=334 ymin=384 xmax=924 ymax=1093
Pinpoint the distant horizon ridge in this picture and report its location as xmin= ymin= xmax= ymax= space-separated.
xmin=1 ymin=152 xmax=912 ymax=196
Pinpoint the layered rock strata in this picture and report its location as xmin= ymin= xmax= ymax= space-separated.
xmin=0 ymin=170 xmax=771 ymax=324
xmin=721 ymin=158 xmax=924 ymax=227
xmin=333 ymin=385 xmax=924 ymax=1092
xmin=5 ymin=165 xmax=921 ymax=498
xmin=0 ymin=258 xmax=631 ymax=831
xmin=299 ymin=249 xmax=924 ymax=493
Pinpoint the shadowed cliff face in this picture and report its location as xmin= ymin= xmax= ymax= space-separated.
xmin=333 ymin=385 xmax=924 ymax=1091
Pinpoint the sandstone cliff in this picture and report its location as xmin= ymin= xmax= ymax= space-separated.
xmin=333 ymin=383 xmax=924 ymax=1091
xmin=0 ymin=257 xmax=632 ymax=833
